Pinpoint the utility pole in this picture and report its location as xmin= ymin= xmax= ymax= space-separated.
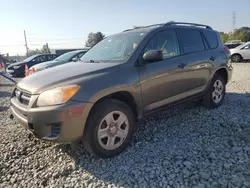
xmin=46 ymin=43 xmax=50 ymax=53
xmin=232 ymin=11 xmax=236 ymax=40
xmin=24 ymin=30 xmax=28 ymax=56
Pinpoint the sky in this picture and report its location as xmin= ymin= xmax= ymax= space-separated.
xmin=0 ymin=0 xmax=249 ymax=56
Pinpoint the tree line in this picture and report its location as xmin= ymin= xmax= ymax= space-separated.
xmin=220 ymin=27 xmax=250 ymax=43
xmin=27 ymin=32 xmax=105 ymax=57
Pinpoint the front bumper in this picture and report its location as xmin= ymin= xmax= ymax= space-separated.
xmin=6 ymin=68 xmax=24 ymax=77
xmin=10 ymin=97 xmax=93 ymax=142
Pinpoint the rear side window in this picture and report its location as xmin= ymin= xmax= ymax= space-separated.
xmin=177 ymin=29 xmax=205 ymax=54
xmin=203 ymin=31 xmax=218 ymax=49
xmin=47 ymin=55 xmax=56 ymax=60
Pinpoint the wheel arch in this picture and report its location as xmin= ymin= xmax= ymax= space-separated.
xmin=214 ymin=68 xmax=228 ymax=84
xmin=84 ymin=86 xmax=141 ymax=127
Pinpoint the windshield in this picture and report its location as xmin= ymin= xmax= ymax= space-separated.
xmin=23 ymin=55 xmax=38 ymax=62
xmin=80 ymin=31 xmax=148 ymax=62
xmin=54 ymin=51 xmax=79 ymax=61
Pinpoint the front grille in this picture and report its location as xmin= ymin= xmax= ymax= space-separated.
xmin=14 ymin=88 xmax=31 ymax=106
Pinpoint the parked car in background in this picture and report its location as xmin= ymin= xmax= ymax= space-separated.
xmin=224 ymin=40 xmax=243 ymax=49
xmin=28 ymin=50 xmax=88 ymax=75
xmin=6 ymin=54 xmax=57 ymax=77
xmin=225 ymin=40 xmax=242 ymax=44
xmin=224 ymin=43 xmax=242 ymax=49
xmin=230 ymin=41 xmax=250 ymax=62
xmin=10 ymin=22 xmax=232 ymax=158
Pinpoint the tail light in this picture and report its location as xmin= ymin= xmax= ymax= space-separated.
xmin=0 ymin=62 xmax=3 ymax=69
xmin=32 ymin=67 xmax=36 ymax=73
xmin=224 ymin=46 xmax=230 ymax=54
xmin=224 ymin=46 xmax=232 ymax=67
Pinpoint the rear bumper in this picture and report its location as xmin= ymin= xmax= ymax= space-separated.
xmin=10 ymin=97 xmax=93 ymax=142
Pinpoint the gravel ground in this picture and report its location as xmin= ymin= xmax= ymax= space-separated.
xmin=1 ymin=64 xmax=250 ymax=188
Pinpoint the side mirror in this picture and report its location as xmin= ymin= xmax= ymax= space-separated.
xmin=143 ymin=50 xmax=163 ymax=63
xmin=72 ymin=57 xmax=78 ymax=62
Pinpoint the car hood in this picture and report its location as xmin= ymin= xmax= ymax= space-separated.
xmin=30 ymin=60 xmax=55 ymax=70
xmin=17 ymin=62 xmax=119 ymax=94
xmin=8 ymin=61 xmax=26 ymax=67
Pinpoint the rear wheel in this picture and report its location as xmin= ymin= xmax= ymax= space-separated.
xmin=83 ymin=99 xmax=136 ymax=158
xmin=202 ymin=74 xmax=226 ymax=108
xmin=231 ymin=54 xmax=242 ymax=62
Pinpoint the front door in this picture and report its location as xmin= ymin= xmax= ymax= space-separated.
xmin=138 ymin=29 xmax=189 ymax=113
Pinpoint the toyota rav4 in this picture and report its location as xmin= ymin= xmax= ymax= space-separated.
xmin=10 ymin=22 xmax=233 ymax=158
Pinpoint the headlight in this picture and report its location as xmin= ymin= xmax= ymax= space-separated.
xmin=37 ymin=85 xmax=80 ymax=106
xmin=13 ymin=65 xmax=21 ymax=69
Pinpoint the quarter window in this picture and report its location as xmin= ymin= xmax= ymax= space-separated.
xmin=203 ymin=31 xmax=218 ymax=49
xmin=177 ymin=29 xmax=205 ymax=54
xmin=142 ymin=30 xmax=180 ymax=60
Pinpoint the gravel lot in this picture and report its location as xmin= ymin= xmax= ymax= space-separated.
xmin=1 ymin=63 xmax=250 ymax=188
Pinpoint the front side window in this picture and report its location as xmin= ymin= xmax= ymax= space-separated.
xmin=77 ymin=52 xmax=86 ymax=58
xmin=177 ymin=29 xmax=205 ymax=54
xmin=24 ymin=55 xmax=39 ymax=62
xmin=244 ymin=44 xmax=250 ymax=49
xmin=142 ymin=30 xmax=180 ymax=60
xmin=80 ymin=31 xmax=149 ymax=62
xmin=33 ymin=55 xmax=46 ymax=63
xmin=71 ymin=52 xmax=85 ymax=61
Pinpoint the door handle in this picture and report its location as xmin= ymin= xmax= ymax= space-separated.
xmin=178 ymin=63 xmax=186 ymax=69
xmin=210 ymin=56 xmax=215 ymax=61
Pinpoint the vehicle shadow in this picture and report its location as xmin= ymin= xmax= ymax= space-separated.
xmin=0 ymin=106 xmax=9 ymax=112
xmin=0 ymin=83 xmax=14 ymax=87
xmin=0 ymin=91 xmax=11 ymax=98
xmin=55 ymin=92 xmax=250 ymax=186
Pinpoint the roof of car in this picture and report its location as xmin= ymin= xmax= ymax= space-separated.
xmin=123 ymin=22 xmax=213 ymax=33
xmin=32 ymin=53 xmax=56 ymax=57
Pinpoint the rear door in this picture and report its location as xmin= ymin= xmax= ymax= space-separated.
xmin=175 ymin=28 xmax=214 ymax=96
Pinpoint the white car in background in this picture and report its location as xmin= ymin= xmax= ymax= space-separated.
xmin=230 ymin=41 xmax=250 ymax=62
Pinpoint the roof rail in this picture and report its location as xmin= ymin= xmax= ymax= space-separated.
xmin=164 ymin=22 xmax=212 ymax=29
xmin=123 ymin=24 xmax=163 ymax=32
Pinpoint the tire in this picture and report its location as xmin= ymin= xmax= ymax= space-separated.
xmin=231 ymin=54 xmax=242 ymax=62
xmin=202 ymin=73 xmax=226 ymax=108
xmin=83 ymin=99 xmax=136 ymax=158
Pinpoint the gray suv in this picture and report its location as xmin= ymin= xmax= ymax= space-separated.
xmin=10 ymin=22 xmax=233 ymax=158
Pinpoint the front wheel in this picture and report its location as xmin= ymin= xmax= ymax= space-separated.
xmin=202 ymin=74 xmax=226 ymax=108
xmin=83 ymin=99 xmax=136 ymax=158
